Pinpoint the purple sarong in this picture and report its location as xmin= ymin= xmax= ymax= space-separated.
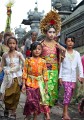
xmin=63 ymin=81 xmax=76 ymax=105
xmin=23 ymin=86 xmax=41 ymax=116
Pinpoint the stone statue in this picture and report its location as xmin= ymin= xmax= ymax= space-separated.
xmin=15 ymin=25 xmax=26 ymax=39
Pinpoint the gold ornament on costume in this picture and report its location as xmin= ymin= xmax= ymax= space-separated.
xmin=40 ymin=9 xmax=61 ymax=35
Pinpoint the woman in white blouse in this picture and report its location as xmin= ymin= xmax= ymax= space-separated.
xmin=59 ymin=36 xmax=83 ymax=120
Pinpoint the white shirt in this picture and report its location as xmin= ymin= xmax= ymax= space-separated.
xmin=4 ymin=51 xmax=25 ymax=78
xmin=59 ymin=50 xmax=83 ymax=82
xmin=1 ymin=51 xmax=25 ymax=94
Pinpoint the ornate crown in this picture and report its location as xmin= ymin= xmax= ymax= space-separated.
xmin=40 ymin=9 xmax=61 ymax=35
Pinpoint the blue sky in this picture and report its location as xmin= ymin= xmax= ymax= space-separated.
xmin=0 ymin=0 xmax=82 ymax=32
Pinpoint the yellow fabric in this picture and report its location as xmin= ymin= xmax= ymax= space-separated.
xmin=4 ymin=78 xmax=20 ymax=110
xmin=22 ymin=57 xmax=48 ymax=88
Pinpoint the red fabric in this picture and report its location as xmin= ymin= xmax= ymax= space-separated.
xmin=23 ymin=87 xmax=41 ymax=115
xmin=26 ymin=50 xmax=31 ymax=57
xmin=81 ymin=55 xmax=84 ymax=73
xmin=49 ymin=19 xmax=56 ymax=25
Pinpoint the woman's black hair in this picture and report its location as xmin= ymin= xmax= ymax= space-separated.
xmin=7 ymin=36 xmax=18 ymax=45
xmin=30 ymin=41 xmax=42 ymax=52
xmin=65 ymin=36 xmax=75 ymax=43
xmin=45 ymin=25 xmax=56 ymax=33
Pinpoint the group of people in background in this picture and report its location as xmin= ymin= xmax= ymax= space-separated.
xmin=0 ymin=9 xmax=84 ymax=120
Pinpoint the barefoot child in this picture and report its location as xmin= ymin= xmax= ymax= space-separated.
xmin=59 ymin=36 xmax=83 ymax=120
xmin=22 ymin=42 xmax=50 ymax=120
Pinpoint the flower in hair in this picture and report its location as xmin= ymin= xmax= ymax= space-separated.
xmin=49 ymin=19 xmax=56 ymax=25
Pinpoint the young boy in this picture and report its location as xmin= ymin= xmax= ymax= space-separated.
xmin=59 ymin=36 xmax=83 ymax=120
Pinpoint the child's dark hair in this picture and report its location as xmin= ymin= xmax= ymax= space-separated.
xmin=30 ymin=41 xmax=42 ymax=52
xmin=7 ymin=37 xmax=18 ymax=50
xmin=4 ymin=32 xmax=12 ymax=40
xmin=30 ymin=41 xmax=42 ymax=57
xmin=7 ymin=36 xmax=17 ymax=45
xmin=65 ymin=36 xmax=75 ymax=43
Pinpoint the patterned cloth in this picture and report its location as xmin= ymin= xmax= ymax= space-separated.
xmin=27 ymin=75 xmax=49 ymax=105
xmin=76 ymin=56 xmax=84 ymax=98
xmin=22 ymin=57 xmax=50 ymax=115
xmin=41 ymin=42 xmax=59 ymax=106
xmin=81 ymin=55 xmax=84 ymax=74
xmin=63 ymin=81 xmax=76 ymax=105
xmin=4 ymin=78 xmax=20 ymax=110
xmin=23 ymin=86 xmax=50 ymax=116
xmin=1 ymin=51 xmax=24 ymax=110
xmin=22 ymin=57 xmax=48 ymax=88
xmin=23 ymin=87 xmax=41 ymax=115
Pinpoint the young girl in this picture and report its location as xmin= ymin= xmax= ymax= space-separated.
xmin=1 ymin=37 xmax=25 ymax=119
xmin=59 ymin=36 xmax=83 ymax=120
xmin=40 ymin=10 xmax=66 ymax=107
xmin=22 ymin=42 xmax=50 ymax=120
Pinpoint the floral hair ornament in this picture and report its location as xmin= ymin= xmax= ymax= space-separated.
xmin=40 ymin=9 xmax=61 ymax=35
xmin=5 ymin=0 xmax=14 ymax=32
xmin=49 ymin=19 xmax=56 ymax=25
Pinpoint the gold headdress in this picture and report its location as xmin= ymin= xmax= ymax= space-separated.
xmin=40 ymin=9 xmax=61 ymax=35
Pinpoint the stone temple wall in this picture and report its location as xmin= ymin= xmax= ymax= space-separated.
xmin=60 ymin=2 xmax=84 ymax=55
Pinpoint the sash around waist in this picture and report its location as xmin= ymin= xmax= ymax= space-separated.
xmin=28 ymin=75 xmax=43 ymax=81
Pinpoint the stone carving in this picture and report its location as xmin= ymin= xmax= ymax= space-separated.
xmin=15 ymin=25 xmax=26 ymax=39
xmin=52 ymin=0 xmax=77 ymax=11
